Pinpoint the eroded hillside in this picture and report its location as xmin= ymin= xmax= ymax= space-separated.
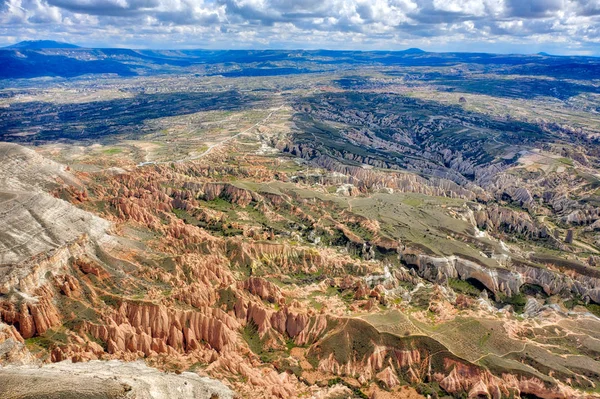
xmin=2 ymin=66 xmax=600 ymax=399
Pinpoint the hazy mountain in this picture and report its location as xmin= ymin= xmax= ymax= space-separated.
xmin=0 ymin=46 xmax=598 ymax=80
xmin=4 ymin=40 xmax=80 ymax=49
xmin=399 ymin=47 xmax=426 ymax=54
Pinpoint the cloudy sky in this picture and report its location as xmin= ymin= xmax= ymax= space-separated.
xmin=1 ymin=0 xmax=600 ymax=54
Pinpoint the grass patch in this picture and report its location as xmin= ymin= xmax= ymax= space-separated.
xmin=558 ymin=157 xmax=574 ymax=166
xmin=100 ymin=294 xmax=121 ymax=308
xmin=217 ymin=287 xmax=237 ymax=311
xmin=25 ymin=327 xmax=70 ymax=351
xmin=496 ymin=292 xmax=527 ymax=313
xmin=448 ymin=278 xmax=482 ymax=297
xmin=586 ymin=303 xmax=600 ymax=318
xmin=102 ymin=148 xmax=122 ymax=155
xmin=241 ymin=321 xmax=264 ymax=356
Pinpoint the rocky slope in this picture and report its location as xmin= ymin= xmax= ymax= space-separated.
xmin=0 ymin=360 xmax=234 ymax=399
xmin=0 ymin=142 xmax=110 ymax=265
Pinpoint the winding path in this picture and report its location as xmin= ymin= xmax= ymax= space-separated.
xmin=137 ymin=104 xmax=284 ymax=167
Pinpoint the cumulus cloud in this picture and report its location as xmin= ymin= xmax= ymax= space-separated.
xmin=45 ymin=0 xmax=159 ymax=16
xmin=0 ymin=0 xmax=598 ymax=53
xmin=505 ymin=0 xmax=564 ymax=18
xmin=575 ymin=0 xmax=600 ymax=16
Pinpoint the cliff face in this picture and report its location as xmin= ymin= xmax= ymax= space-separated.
xmin=436 ymin=359 xmax=582 ymax=399
xmin=401 ymin=251 xmax=522 ymax=297
xmin=401 ymin=248 xmax=600 ymax=304
xmin=0 ymin=321 xmax=34 ymax=365
xmin=0 ymin=287 xmax=61 ymax=339
xmin=513 ymin=261 xmax=600 ymax=303
xmin=0 ymin=236 xmax=99 ymax=339
xmin=277 ymin=149 xmax=486 ymax=201
xmin=86 ymin=302 xmax=240 ymax=355
xmin=474 ymin=204 xmax=555 ymax=241
xmin=1 ymin=224 xmax=591 ymax=399
xmin=201 ymin=183 xmax=262 ymax=208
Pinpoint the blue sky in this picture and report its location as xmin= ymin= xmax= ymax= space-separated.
xmin=1 ymin=0 xmax=600 ymax=55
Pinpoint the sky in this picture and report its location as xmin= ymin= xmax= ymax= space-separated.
xmin=1 ymin=0 xmax=600 ymax=54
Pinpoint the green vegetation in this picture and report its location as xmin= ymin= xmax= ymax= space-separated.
xmin=241 ymin=321 xmax=263 ymax=355
xmin=361 ymin=310 xmax=419 ymax=337
xmin=25 ymin=336 xmax=55 ymax=350
xmin=100 ymin=294 xmax=121 ymax=308
xmin=102 ymin=148 xmax=122 ymax=155
xmin=558 ymin=157 xmax=574 ymax=166
xmin=187 ymin=361 xmax=208 ymax=372
xmin=496 ymin=292 xmax=527 ymax=313
xmin=414 ymin=382 xmax=445 ymax=398
xmin=586 ymin=303 xmax=600 ymax=318
xmin=448 ymin=278 xmax=481 ymax=297
xmin=25 ymin=327 xmax=70 ymax=352
xmin=520 ymin=283 xmax=547 ymax=298
xmin=86 ymin=333 xmax=109 ymax=351
xmin=217 ymin=287 xmax=237 ymax=311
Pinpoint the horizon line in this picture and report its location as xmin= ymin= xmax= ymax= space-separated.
xmin=2 ymin=42 xmax=597 ymax=58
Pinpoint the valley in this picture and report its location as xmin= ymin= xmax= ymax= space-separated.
xmin=1 ymin=48 xmax=600 ymax=399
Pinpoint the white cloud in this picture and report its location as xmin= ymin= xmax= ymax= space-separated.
xmin=0 ymin=0 xmax=598 ymax=53
xmin=432 ymin=0 xmax=486 ymax=16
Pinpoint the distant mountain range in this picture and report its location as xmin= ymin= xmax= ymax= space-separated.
xmin=4 ymin=40 xmax=81 ymax=49
xmin=0 ymin=40 xmax=599 ymax=80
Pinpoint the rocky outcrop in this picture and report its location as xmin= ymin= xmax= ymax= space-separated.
xmin=0 ymin=235 xmax=101 ymax=295
xmin=401 ymin=248 xmax=600 ymax=305
xmin=202 ymin=183 xmax=259 ymax=208
xmin=293 ymin=153 xmax=486 ymax=201
xmin=565 ymin=208 xmax=600 ymax=226
xmin=0 ymin=189 xmax=110 ymax=266
xmin=437 ymin=359 xmax=585 ymax=399
xmin=474 ymin=204 xmax=555 ymax=241
xmin=0 ymin=286 xmax=62 ymax=339
xmin=3 ymin=140 xmax=600 ymax=399
xmin=376 ymin=366 xmax=401 ymax=389
xmin=0 ymin=143 xmax=110 ymax=266
xmin=0 ymin=360 xmax=236 ymax=399
xmin=0 ymin=142 xmax=80 ymax=192
xmin=0 ymin=236 xmax=105 ymax=339
xmin=310 ymin=317 xmax=589 ymax=399
xmin=513 ymin=260 xmax=600 ymax=303
xmin=86 ymin=301 xmax=241 ymax=355
xmin=0 ymin=322 xmax=33 ymax=365
xmin=401 ymin=251 xmax=522 ymax=297
xmin=208 ymin=353 xmax=298 ymax=398
xmin=239 ymin=277 xmax=283 ymax=304
xmin=225 ymin=239 xmax=365 ymax=275
xmin=316 ymin=344 xmax=424 ymax=384
xmin=234 ymin=296 xmax=328 ymax=347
